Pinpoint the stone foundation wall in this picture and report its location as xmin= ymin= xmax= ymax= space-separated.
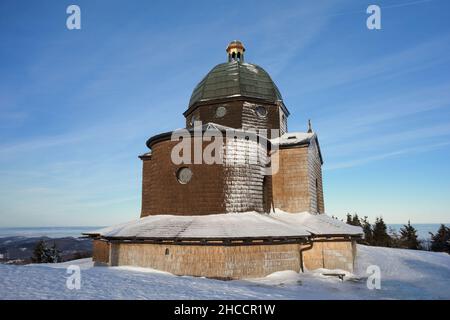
xmin=302 ymin=240 xmax=355 ymax=272
xmin=99 ymin=240 xmax=357 ymax=278
xmin=92 ymin=239 xmax=110 ymax=264
xmin=109 ymin=243 xmax=301 ymax=279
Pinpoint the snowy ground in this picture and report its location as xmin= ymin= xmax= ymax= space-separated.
xmin=0 ymin=245 xmax=449 ymax=300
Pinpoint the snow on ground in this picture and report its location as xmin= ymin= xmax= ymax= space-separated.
xmin=0 ymin=245 xmax=449 ymax=300
xmin=355 ymin=245 xmax=450 ymax=299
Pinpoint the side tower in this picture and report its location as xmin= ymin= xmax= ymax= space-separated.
xmin=271 ymin=123 xmax=325 ymax=214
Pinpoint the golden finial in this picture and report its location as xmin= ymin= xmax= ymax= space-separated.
xmin=226 ymin=40 xmax=245 ymax=62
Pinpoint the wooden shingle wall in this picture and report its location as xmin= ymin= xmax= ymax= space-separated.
xmin=271 ymin=140 xmax=324 ymax=214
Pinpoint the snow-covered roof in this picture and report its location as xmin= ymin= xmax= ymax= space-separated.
xmin=271 ymin=211 xmax=363 ymax=236
xmin=84 ymin=211 xmax=362 ymax=240
xmin=85 ymin=212 xmax=309 ymax=239
xmin=270 ymin=132 xmax=315 ymax=147
xmin=270 ymin=132 xmax=323 ymax=164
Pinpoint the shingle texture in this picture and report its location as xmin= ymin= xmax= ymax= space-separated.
xmin=189 ymin=61 xmax=283 ymax=108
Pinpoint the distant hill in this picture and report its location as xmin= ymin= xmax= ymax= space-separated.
xmin=0 ymin=236 xmax=92 ymax=264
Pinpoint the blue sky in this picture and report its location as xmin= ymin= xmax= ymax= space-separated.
xmin=0 ymin=0 xmax=449 ymax=226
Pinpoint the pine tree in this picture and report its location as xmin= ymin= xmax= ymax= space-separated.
xmin=360 ymin=216 xmax=373 ymax=245
xmin=32 ymin=240 xmax=61 ymax=263
xmin=372 ymin=217 xmax=392 ymax=247
xmin=32 ymin=240 xmax=48 ymax=263
xmin=430 ymin=224 xmax=450 ymax=254
xmin=352 ymin=214 xmax=362 ymax=227
xmin=399 ymin=221 xmax=421 ymax=250
xmin=346 ymin=213 xmax=353 ymax=225
xmin=48 ymin=243 xmax=61 ymax=263
xmin=346 ymin=213 xmax=362 ymax=227
xmin=389 ymin=227 xmax=401 ymax=248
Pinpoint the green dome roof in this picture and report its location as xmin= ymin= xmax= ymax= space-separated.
xmin=188 ymin=61 xmax=283 ymax=108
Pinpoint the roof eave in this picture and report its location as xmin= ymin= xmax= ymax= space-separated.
xmin=145 ymin=123 xmax=273 ymax=150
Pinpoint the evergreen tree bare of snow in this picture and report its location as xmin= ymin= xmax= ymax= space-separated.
xmin=345 ymin=214 xmax=393 ymax=247
xmin=360 ymin=216 xmax=373 ymax=245
xmin=48 ymin=243 xmax=61 ymax=263
xmin=372 ymin=217 xmax=391 ymax=247
xmin=346 ymin=213 xmax=362 ymax=227
xmin=344 ymin=214 xmax=447 ymax=252
xmin=346 ymin=213 xmax=353 ymax=225
xmin=346 ymin=213 xmax=372 ymax=245
xmin=32 ymin=240 xmax=47 ymax=263
xmin=32 ymin=240 xmax=61 ymax=263
xmin=389 ymin=226 xmax=401 ymax=248
xmin=399 ymin=221 xmax=421 ymax=250
xmin=430 ymin=224 xmax=450 ymax=254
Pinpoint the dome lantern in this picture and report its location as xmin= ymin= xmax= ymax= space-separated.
xmin=226 ymin=40 xmax=245 ymax=62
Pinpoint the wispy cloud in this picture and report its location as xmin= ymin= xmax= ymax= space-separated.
xmin=287 ymin=33 xmax=450 ymax=98
xmin=317 ymin=82 xmax=450 ymax=141
xmin=324 ymin=122 xmax=450 ymax=160
xmin=382 ymin=0 xmax=436 ymax=9
xmin=325 ymin=140 xmax=450 ymax=170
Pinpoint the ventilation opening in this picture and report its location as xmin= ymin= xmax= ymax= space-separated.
xmin=165 ymin=248 xmax=169 ymax=256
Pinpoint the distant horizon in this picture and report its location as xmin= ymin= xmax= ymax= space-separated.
xmin=1 ymin=222 xmax=448 ymax=241
xmin=1 ymin=219 xmax=449 ymax=229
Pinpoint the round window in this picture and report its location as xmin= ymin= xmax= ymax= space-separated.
xmin=215 ymin=106 xmax=227 ymax=118
xmin=176 ymin=167 xmax=193 ymax=184
xmin=255 ymin=106 xmax=268 ymax=118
